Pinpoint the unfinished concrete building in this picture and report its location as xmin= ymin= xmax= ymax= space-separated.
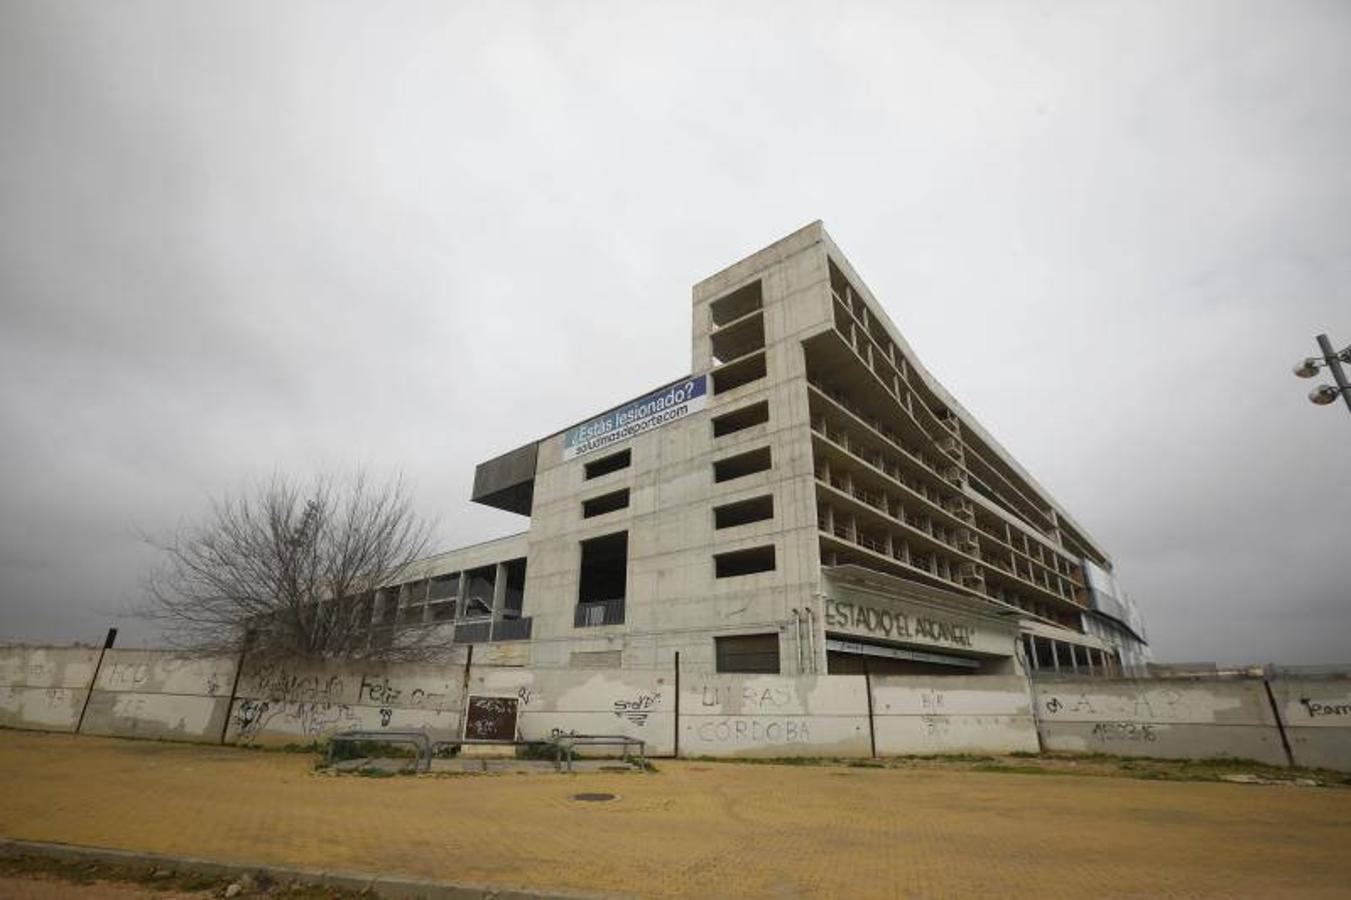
xmin=378 ymin=222 xmax=1150 ymax=677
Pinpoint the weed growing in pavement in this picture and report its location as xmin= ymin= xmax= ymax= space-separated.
xmin=0 ymin=853 xmax=372 ymax=897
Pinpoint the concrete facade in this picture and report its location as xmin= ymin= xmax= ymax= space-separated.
xmin=380 ymin=222 xmax=1149 ymax=680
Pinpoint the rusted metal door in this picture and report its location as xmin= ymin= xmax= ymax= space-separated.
xmin=463 ymin=695 xmax=518 ymax=740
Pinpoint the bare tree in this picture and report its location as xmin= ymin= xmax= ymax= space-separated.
xmin=143 ymin=471 xmax=436 ymax=661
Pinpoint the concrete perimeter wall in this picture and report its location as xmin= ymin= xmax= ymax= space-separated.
xmin=2 ymin=644 xmax=1349 ymax=771
xmin=0 ymin=647 xmax=100 ymax=732
xmin=679 ymin=674 xmax=871 ymax=758
xmin=468 ymin=666 xmax=675 ymax=756
xmin=225 ymin=659 xmax=465 ymax=746
xmin=1267 ymin=675 xmax=1351 ymax=771
xmin=80 ymin=650 xmax=238 ymax=743
xmin=871 ymin=674 xmax=1039 ymax=755
xmin=221 ymin=661 xmax=677 ymax=753
xmin=1031 ymin=677 xmax=1288 ymax=766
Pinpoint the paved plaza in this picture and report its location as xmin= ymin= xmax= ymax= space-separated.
xmin=1 ymin=731 xmax=1349 ymax=898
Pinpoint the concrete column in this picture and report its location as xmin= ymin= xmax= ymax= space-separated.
xmin=492 ymin=562 xmax=507 ymax=617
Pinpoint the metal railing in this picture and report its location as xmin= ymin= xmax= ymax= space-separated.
xmin=575 ymin=598 xmax=626 ymax=628
xmin=491 ymin=616 xmax=533 ymax=642
xmin=453 ymin=621 xmax=491 ymax=644
xmin=452 ymin=616 xmax=534 ymax=644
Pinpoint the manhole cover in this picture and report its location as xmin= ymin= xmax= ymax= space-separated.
xmin=571 ymin=792 xmax=617 ymax=803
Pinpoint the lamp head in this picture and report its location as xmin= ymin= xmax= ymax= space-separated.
xmin=1309 ymin=384 xmax=1341 ymax=406
xmin=1293 ymin=358 xmax=1321 ymax=378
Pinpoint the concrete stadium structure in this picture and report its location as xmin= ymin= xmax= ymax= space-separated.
xmin=379 ymin=222 xmax=1150 ymax=678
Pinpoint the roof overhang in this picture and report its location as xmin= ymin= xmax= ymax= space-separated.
xmin=471 ymin=441 xmax=539 ymax=516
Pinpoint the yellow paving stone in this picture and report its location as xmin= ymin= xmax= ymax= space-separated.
xmin=1 ymin=731 xmax=1349 ymax=898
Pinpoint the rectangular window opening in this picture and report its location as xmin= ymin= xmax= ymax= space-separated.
xmin=714 ymin=494 xmax=774 ymax=529
xmin=584 ymin=448 xmax=631 ymax=480
xmin=709 ymin=280 xmax=763 ymax=327
xmin=377 ymin=588 xmax=399 ymax=624
xmin=710 ymin=313 xmax=766 ymax=365
xmin=716 ymin=633 xmax=780 ymax=674
xmin=577 ymin=532 xmax=628 ymax=627
xmin=582 ymin=488 xmax=630 ymax=519
xmin=713 ymin=446 xmax=772 ymax=483
xmin=711 ymin=351 xmax=766 ymax=395
xmin=428 ymin=572 xmax=460 ymax=601
xmin=712 ymin=400 xmax=769 ymax=438
xmin=502 ymin=557 xmax=526 ymax=616
xmin=714 ymin=545 xmax=776 ymax=578
xmin=828 ymin=259 xmax=851 ymax=299
xmin=462 ymin=566 xmax=496 ymax=619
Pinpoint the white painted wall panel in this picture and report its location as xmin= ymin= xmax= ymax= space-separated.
xmin=0 ymin=686 xmax=86 ymax=731
xmin=1032 ymin=678 xmax=1287 ymax=766
xmin=1268 ymin=678 xmax=1351 ymax=772
xmin=678 ymin=673 xmax=870 ymax=758
xmin=871 ymin=675 xmax=1039 ymax=755
xmin=0 ymin=647 xmax=99 ymax=732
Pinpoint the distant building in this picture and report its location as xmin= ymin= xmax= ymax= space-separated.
xmin=379 ymin=222 xmax=1150 ymax=676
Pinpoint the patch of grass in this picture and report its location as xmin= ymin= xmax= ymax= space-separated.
xmin=685 ymin=755 xmax=845 ymax=767
xmin=0 ymin=853 xmax=379 ymax=897
xmin=0 ymin=854 xmax=232 ymax=893
xmin=328 ymin=739 xmax=417 ymax=761
xmin=898 ymin=753 xmax=998 ymax=763
xmin=236 ymin=740 xmax=323 ymax=754
xmin=678 ymin=751 xmax=1347 ymax=787
xmin=627 ymin=755 xmax=659 ymax=773
xmin=970 ymin=763 xmax=1059 ymax=776
xmin=516 ymin=741 xmax=571 ymax=761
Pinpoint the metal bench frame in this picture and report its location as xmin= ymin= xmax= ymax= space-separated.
xmin=551 ymin=734 xmax=647 ymax=772
xmin=324 ymin=731 xmax=647 ymax=774
xmin=325 ymin=729 xmax=433 ymax=773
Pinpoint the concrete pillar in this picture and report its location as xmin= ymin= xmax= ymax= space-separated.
xmin=492 ymin=562 xmax=507 ymax=617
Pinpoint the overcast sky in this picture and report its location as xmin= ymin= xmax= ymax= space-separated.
xmin=1 ymin=1 xmax=1347 ymax=663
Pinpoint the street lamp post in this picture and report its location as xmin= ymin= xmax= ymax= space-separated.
xmin=1293 ymin=333 xmax=1351 ymax=414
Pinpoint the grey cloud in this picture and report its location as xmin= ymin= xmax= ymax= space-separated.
xmin=1 ymin=1 xmax=1348 ymax=662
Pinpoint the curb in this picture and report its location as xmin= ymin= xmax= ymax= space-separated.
xmin=0 ymin=837 xmax=618 ymax=900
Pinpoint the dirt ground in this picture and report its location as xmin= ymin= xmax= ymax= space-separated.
xmin=0 ymin=878 xmax=199 ymax=899
xmin=1 ymin=731 xmax=1350 ymax=899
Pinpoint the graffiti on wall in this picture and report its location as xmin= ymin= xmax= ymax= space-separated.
xmin=613 ymin=692 xmax=661 ymax=726
xmin=97 ymin=656 xmax=233 ymax=696
xmin=689 ymin=719 xmax=812 ymax=745
xmin=698 ymin=684 xmax=793 ymax=711
xmin=358 ymin=674 xmax=453 ymax=710
xmin=1089 ymin=721 xmax=1158 ymax=743
xmin=1041 ymin=688 xmax=1185 ymax=721
xmin=230 ymin=663 xmax=460 ymax=741
xmin=231 ymin=698 xmax=363 ymax=741
xmin=241 ymin=664 xmax=345 ymax=704
xmin=687 ymin=681 xmax=813 ymax=746
xmin=1300 ymin=698 xmax=1351 ymax=718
